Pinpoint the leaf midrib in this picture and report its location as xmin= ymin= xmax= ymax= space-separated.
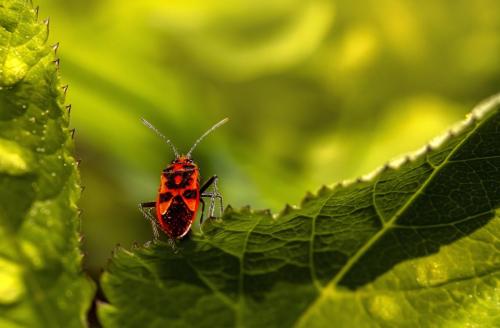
xmin=294 ymin=108 xmax=494 ymax=326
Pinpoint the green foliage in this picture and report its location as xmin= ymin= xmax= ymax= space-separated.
xmin=0 ymin=1 xmax=94 ymax=327
xmin=35 ymin=0 xmax=500 ymax=276
xmin=99 ymin=96 xmax=500 ymax=327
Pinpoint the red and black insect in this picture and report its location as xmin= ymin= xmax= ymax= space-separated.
xmin=139 ymin=118 xmax=228 ymax=240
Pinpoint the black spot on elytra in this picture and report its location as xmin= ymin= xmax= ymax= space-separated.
xmin=161 ymin=195 xmax=194 ymax=238
xmin=159 ymin=192 xmax=173 ymax=202
xmin=164 ymin=170 xmax=194 ymax=189
xmin=183 ymin=189 xmax=197 ymax=199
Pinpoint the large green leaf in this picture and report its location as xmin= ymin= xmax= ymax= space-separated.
xmin=0 ymin=1 xmax=94 ymax=327
xmin=99 ymin=95 xmax=500 ymax=327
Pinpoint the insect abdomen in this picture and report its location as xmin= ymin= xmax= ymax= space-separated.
xmin=159 ymin=195 xmax=194 ymax=238
xmin=156 ymin=165 xmax=200 ymax=239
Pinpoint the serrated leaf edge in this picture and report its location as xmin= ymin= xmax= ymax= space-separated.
xmin=278 ymin=93 xmax=500 ymax=218
xmin=294 ymin=93 xmax=500 ymax=327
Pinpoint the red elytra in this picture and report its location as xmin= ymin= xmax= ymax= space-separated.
xmin=139 ymin=118 xmax=228 ymax=240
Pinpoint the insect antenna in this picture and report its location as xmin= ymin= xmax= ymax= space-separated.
xmin=141 ymin=118 xmax=180 ymax=158
xmin=186 ymin=117 xmax=229 ymax=158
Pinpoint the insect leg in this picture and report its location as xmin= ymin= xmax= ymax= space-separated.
xmin=210 ymin=176 xmax=222 ymax=217
xmin=140 ymin=202 xmax=156 ymax=208
xmin=201 ymin=193 xmax=223 ymax=217
xmin=200 ymin=175 xmax=217 ymax=193
xmin=139 ymin=202 xmax=161 ymax=242
xmin=199 ymin=198 xmax=206 ymax=225
xmin=201 ymin=175 xmax=217 ymax=217
xmin=200 ymin=175 xmax=223 ymax=218
xmin=218 ymin=192 xmax=223 ymax=216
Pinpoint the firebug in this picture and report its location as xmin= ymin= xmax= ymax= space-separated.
xmin=139 ymin=117 xmax=228 ymax=240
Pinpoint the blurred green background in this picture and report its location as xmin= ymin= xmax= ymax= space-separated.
xmin=37 ymin=0 xmax=500 ymax=278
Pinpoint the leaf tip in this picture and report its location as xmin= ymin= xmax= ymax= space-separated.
xmin=52 ymin=42 xmax=59 ymax=54
xmin=43 ymin=17 xmax=50 ymax=35
xmin=66 ymin=104 xmax=72 ymax=118
xmin=301 ymin=191 xmax=315 ymax=206
xmin=223 ymin=204 xmax=234 ymax=215
xmin=318 ymin=185 xmax=330 ymax=196
xmin=52 ymin=58 xmax=60 ymax=71
xmin=331 ymin=182 xmax=341 ymax=190
xmin=112 ymin=243 xmax=123 ymax=254
xmin=240 ymin=205 xmax=252 ymax=214
xmin=279 ymin=203 xmax=294 ymax=216
xmin=62 ymin=84 xmax=69 ymax=96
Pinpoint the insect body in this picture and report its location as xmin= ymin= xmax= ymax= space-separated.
xmin=139 ymin=118 xmax=228 ymax=240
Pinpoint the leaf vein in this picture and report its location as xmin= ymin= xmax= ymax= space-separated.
xmin=294 ymin=109 xmax=493 ymax=327
xmin=237 ymin=214 xmax=266 ymax=327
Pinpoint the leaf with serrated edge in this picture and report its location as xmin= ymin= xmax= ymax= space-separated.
xmin=0 ymin=1 xmax=94 ymax=327
xmin=99 ymin=95 xmax=500 ymax=328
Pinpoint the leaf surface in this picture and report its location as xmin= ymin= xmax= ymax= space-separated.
xmin=100 ymin=95 xmax=500 ymax=328
xmin=0 ymin=1 xmax=94 ymax=327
